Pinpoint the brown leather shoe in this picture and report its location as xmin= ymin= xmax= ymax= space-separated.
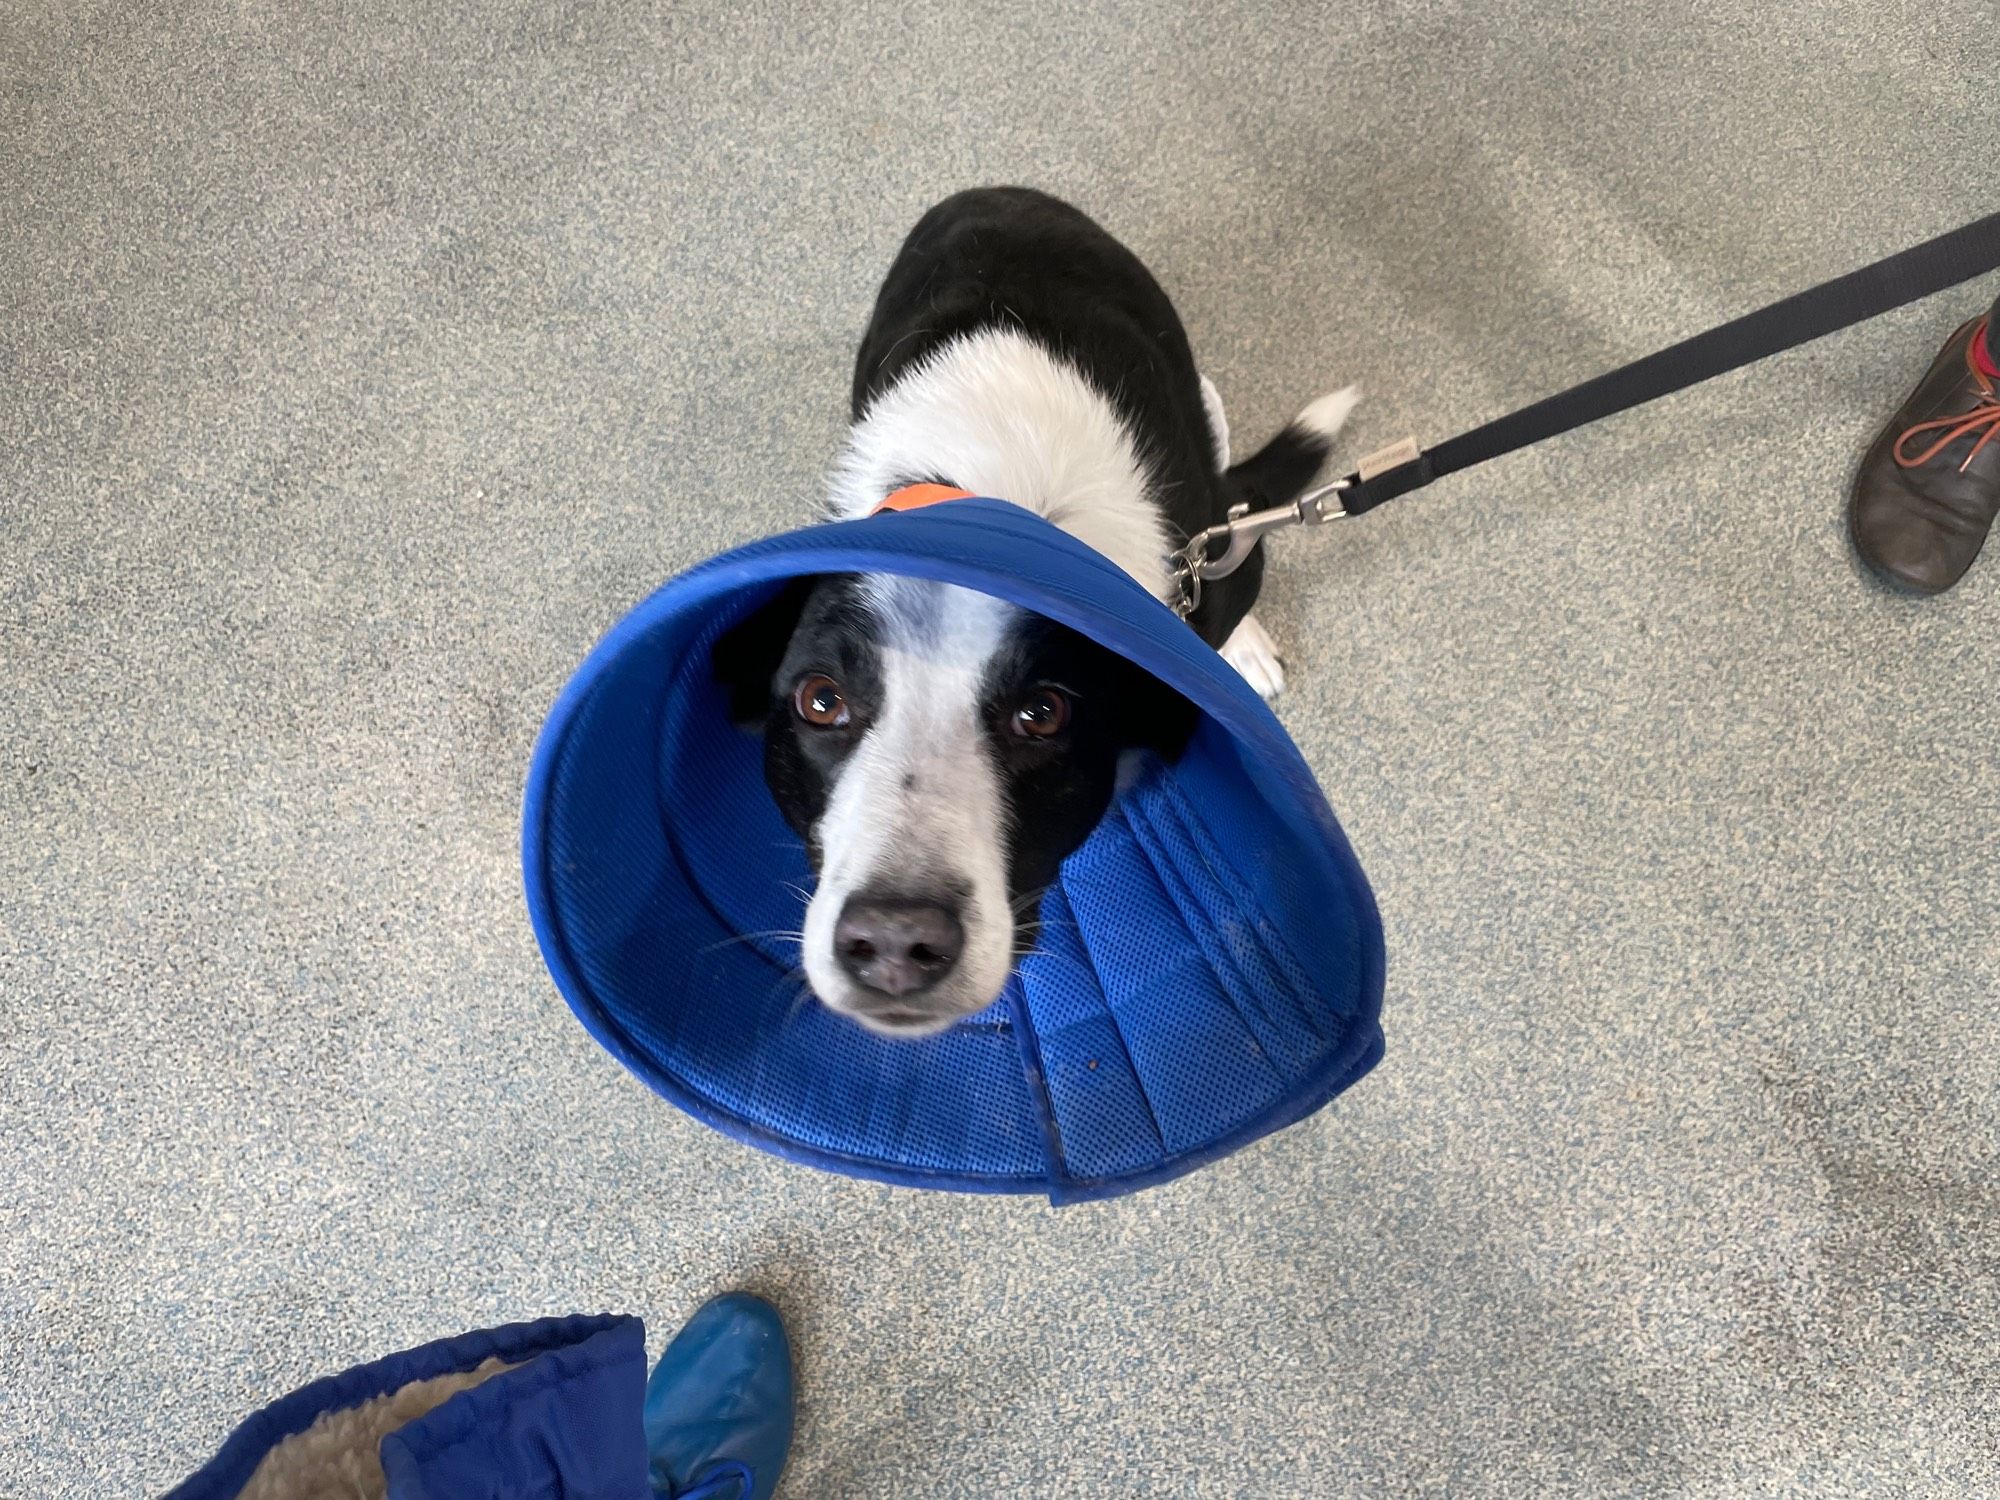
xmin=1849 ymin=317 xmax=2000 ymax=594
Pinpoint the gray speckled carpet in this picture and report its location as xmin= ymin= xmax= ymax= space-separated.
xmin=5 ymin=2 xmax=2000 ymax=1495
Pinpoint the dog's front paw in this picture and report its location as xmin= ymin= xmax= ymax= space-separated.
xmin=1221 ymin=613 xmax=1285 ymax=699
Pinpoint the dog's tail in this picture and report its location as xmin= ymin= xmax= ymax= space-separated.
xmin=1225 ymin=385 xmax=1359 ymax=511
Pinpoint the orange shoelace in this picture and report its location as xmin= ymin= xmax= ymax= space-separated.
xmin=1894 ymin=394 xmax=2000 ymax=473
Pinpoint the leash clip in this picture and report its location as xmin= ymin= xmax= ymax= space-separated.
xmin=1170 ymin=479 xmax=1349 ymax=619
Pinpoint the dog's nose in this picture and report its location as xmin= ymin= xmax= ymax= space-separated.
xmin=834 ymin=897 xmax=964 ymax=997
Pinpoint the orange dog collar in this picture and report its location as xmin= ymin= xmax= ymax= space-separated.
xmin=872 ymin=482 xmax=976 ymax=514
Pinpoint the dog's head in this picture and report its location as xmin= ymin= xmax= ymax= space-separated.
xmin=713 ymin=572 xmax=1196 ymax=1036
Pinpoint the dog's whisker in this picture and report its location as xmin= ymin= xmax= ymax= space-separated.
xmin=1009 ymin=884 xmax=1052 ymax=914
xmin=696 ymin=929 xmax=808 ymax=957
xmin=778 ymin=981 xmax=817 ymax=1028
xmin=1017 ymin=914 xmax=1081 ymax=940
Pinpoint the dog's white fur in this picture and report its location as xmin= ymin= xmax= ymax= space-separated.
xmin=809 ymin=329 xmax=1354 ymax=1028
xmin=1198 ymin=373 xmax=1232 ymax=469
xmin=799 ymin=573 xmax=1018 ymax=1030
xmin=829 ymin=328 xmax=1175 ymax=600
xmin=1220 ymin=612 xmax=1287 ymax=699
xmin=1294 ymin=385 xmax=1363 ymax=453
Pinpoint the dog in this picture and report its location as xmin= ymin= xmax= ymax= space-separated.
xmin=712 ymin=187 xmax=1355 ymax=1037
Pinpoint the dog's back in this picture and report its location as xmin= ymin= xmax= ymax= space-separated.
xmin=841 ymin=185 xmax=1348 ymax=646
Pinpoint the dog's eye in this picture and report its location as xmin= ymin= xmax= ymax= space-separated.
xmin=793 ymin=674 xmax=849 ymax=728
xmin=1011 ymin=687 xmax=1071 ymax=739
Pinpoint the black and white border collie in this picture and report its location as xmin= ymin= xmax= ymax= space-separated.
xmin=713 ymin=187 xmax=1354 ymax=1037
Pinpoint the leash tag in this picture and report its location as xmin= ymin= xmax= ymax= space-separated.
xmin=1358 ymin=435 xmax=1421 ymax=481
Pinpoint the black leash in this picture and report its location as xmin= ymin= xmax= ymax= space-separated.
xmin=1173 ymin=210 xmax=2000 ymax=615
xmin=1339 ymin=208 xmax=2000 ymax=514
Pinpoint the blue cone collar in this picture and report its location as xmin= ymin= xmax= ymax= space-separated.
xmin=523 ymin=499 xmax=1384 ymax=1204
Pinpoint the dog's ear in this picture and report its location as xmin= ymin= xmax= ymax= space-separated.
xmin=1115 ymin=657 xmax=1201 ymax=762
xmin=710 ymin=578 xmax=815 ymax=728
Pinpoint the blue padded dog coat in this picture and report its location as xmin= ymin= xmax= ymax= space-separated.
xmin=165 ymin=1315 xmax=648 ymax=1500
xmin=523 ymin=499 xmax=1384 ymax=1203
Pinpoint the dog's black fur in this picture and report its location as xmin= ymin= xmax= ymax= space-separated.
xmin=854 ymin=185 xmax=1326 ymax=647
xmin=714 ymin=572 xmax=1196 ymax=917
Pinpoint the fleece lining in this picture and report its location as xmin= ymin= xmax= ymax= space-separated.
xmin=235 ymin=1356 xmax=517 ymax=1500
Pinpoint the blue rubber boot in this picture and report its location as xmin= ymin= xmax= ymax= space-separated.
xmin=642 ymin=1293 xmax=794 ymax=1500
